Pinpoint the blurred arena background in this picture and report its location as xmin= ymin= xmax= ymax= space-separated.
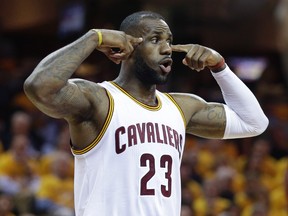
xmin=0 ymin=0 xmax=287 ymax=215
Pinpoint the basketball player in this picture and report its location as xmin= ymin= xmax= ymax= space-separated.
xmin=24 ymin=11 xmax=268 ymax=216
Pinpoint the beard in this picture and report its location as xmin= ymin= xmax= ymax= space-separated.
xmin=134 ymin=53 xmax=170 ymax=85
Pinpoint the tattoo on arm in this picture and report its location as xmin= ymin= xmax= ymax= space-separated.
xmin=206 ymin=105 xmax=225 ymax=121
xmin=30 ymin=32 xmax=97 ymax=94
xmin=187 ymin=104 xmax=226 ymax=138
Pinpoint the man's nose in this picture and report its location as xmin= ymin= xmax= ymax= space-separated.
xmin=160 ymin=42 xmax=172 ymax=55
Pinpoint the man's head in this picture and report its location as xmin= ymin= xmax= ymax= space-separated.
xmin=120 ymin=11 xmax=173 ymax=85
xmin=120 ymin=11 xmax=165 ymax=37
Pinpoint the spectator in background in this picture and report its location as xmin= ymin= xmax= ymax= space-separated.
xmin=38 ymin=124 xmax=73 ymax=177
xmin=2 ymin=111 xmax=43 ymax=153
xmin=0 ymin=192 xmax=15 ymax=216
xmin=181 ymin=204 xmax=193 ymax=216
xmin=35 ymin=151 xmax=74 ymax=216
xmin=0 ymin=134 xmax=39 ymax=215
xmin=35 ymin=125 xmax=74 ymax=215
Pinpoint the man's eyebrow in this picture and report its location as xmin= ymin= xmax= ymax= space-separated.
xmin=151 ymin=30 xmax=173 ymax=38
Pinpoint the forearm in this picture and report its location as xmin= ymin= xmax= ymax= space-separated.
xmin=24 ymin=30 xmax=99 ymax=99
xmin=212 ymin=65 xmax=269 ymax=139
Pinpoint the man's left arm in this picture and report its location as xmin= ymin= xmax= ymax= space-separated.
xmin=172 ymin=44 xmax=269 ymax=139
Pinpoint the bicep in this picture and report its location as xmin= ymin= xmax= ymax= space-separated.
xmin=169 ymin=93 xmax=226 ymax=139
xmin=186 ymin=102 xmax=226 ymax=139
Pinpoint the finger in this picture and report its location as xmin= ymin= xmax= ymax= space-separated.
xmin=171 ymin=44 xmax=192 ymax=53
xmin=182 ymin=59 xmax=188 ymax=66
xmin=185 ymin=45 xmax=199 ymax=68
xmin=199 ymin=51 xmax=211 ymax=68
xmin=182 ymin=59 xmax=200 ymax=72
xmin=109 ymin=52 xmax=127 ymax=59
xmin=127 ymin=35 xmax=143 ymax=46
xmin=108 ymin=56 xmax=122 ymax=64
xmin=192 ymin=46 xmax=206 ymax=69
xmin=113 ymin=59 xmax=122 ymax=64
xmin=111 ymin=59 xmax=121 ymax=64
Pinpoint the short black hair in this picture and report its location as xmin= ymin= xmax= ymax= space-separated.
xmin=119 ymin=11 xmax=165 ymax=35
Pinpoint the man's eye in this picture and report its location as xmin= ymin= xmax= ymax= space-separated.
xmin=151 ymin=38 xmax=158 ymax=43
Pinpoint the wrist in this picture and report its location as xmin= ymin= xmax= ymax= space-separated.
xmin=91 ymin=29 xmax=103 ymax=47
xmin=208 ymin=58 xmax=226 ymax=73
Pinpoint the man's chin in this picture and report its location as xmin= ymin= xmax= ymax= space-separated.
xmin=155 ymin=76 xmax=169 ymax=85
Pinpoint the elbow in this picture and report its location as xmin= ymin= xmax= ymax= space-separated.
xmin=23 ymin=76 xmax=34 ymax=96
xmin=254 ymin=115 xmax=269 ymax=136
xmin=23 ymin=75 xmax=38 ymax=98
xmin=23 ymin=73 xmax=49 ymax=102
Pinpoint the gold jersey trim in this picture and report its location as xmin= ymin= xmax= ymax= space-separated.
xmin=72 ymin=90 xmax=114 ymax=155
xmin=110 ymin=81 xmax=162 ymax=111
xmin=164 ymin=93 xmax=187 ymax=127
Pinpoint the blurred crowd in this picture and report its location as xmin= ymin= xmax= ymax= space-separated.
xmin=0 ymin=31 xmax=288 ymax=216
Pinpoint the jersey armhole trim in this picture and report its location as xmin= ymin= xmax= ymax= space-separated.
xmin=164 ymin=93 xmax=187 ymax=127
xmin=72 ymin=90 xmax=114 ymax=155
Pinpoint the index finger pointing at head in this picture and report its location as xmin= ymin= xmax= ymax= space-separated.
xmin=127 ymin=35 xmax=143 ymax=46
xmin=171 ymin=44 xmax=191 ymax=53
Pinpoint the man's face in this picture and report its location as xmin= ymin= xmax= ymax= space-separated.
xmin=132 ymin=19 xmax=173 ymax=85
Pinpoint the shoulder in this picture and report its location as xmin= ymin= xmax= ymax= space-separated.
xmin=69 ymin=78 xmax=108 ymax=97
xmin=70 ymin=78 xmax=103 ymax=90
xmin=168 ymin=92 xmax=207 ymax=108
xmin=167 ymin=92 xmax=207 ymax=124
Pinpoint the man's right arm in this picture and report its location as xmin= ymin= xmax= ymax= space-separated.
xmin=23 ymin=30 xmax=100 ymax=120
xmin=24 ymin=29 xmax=143 ymax=120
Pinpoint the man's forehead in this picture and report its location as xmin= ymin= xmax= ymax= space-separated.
xmin=139 ymin=18 xmax=171 ymax=35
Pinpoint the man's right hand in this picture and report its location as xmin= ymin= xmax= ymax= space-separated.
xmin=93 ymin=29 xmax=143 ymax=64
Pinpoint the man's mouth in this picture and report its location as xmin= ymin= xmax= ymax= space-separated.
xmin=159 ymin=58 xmax=173 ymax=74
